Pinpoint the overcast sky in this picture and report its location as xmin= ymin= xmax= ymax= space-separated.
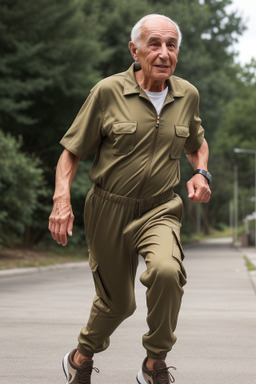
xmin=228 ymin=0 xmax=256 ymax=65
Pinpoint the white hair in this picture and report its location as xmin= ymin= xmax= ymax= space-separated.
xmin=131 ymin=14 xmax=182 ymax=48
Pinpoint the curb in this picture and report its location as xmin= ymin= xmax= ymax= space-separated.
xmin=236 ymin=246 xmax=256 ymax=268
xmin=237 ymin=246 xmax=256 ymax=294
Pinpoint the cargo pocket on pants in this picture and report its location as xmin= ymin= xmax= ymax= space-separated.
xmin=172 ymin=230 xmax=187 ymax=287
xmin=89 ymin=254 xmax=109 ymax=303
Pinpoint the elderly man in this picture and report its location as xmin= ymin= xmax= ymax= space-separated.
xmin=49 ymin=13 xmax=211 ymax=384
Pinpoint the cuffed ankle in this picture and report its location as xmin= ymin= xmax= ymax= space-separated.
xmin=77 ymin=344 xmax=94 ymax=358
xmin=146 ymin=351 xmax=167 ymax=360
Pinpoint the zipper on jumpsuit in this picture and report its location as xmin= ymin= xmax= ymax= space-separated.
xmin=135 ymin=90 xmax=175 ymax=212
xmin=136 ymin=113 xmax=161 ymax=208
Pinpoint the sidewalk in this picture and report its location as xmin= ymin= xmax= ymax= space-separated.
xmin=0 ymin=238 xmax=256 ymax=383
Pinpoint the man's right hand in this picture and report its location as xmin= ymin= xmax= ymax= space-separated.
xmin=48 ymin=197 xmax=75 ymax=246
xmin=48 ymin=149 xmax=79 ymax=246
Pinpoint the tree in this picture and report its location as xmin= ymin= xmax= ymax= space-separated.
xmin=210 ymin=60 xmax=256 ymax=229
xmin=0 ymin=0 xmax=102 ymax=169
xmin=82 ymin=0 xmax=152 ymax=78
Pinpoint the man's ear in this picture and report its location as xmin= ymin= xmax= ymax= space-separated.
xmin=129 ymin=41 xmax=138 ymax=61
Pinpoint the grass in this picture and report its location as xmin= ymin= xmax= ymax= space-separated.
xmin=181 ymin=226 xmax=233 ymax=244
xmin=244 ymin=256 xmax=256 ymax=271
xmin=0 ymin=246 xmax=88 ymax=270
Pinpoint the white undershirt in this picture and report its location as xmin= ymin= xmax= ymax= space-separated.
xmin=144 ymin=87 xmax=168 ymax=115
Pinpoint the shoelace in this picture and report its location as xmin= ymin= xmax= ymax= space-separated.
xmin=77 ymin=365 xmax=100 ymax=384
xmin=152 ymin=365 xmax=176 ymax=384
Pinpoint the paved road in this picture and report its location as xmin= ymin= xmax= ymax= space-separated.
xmin=1 ymin=238 xmax=256 ymax=384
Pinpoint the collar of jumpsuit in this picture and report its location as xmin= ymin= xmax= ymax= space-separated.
xmin=123 ymin=63 xmax=186 ymax=101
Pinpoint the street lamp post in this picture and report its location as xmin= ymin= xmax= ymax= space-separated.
xmin=234 ymin=148 xmax=256 ymax=247
xmin=233 ymin=165 xmax=238 ymax=244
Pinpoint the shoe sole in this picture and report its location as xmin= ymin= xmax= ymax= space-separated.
xmin=136 ymin=369 xmax=147 ymax=384
xmin=62 ymin=353 xmax=70 ymax=384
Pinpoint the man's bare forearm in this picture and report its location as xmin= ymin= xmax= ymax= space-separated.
xmin=186 ymin=138 xmax=209 ymax=171
xmin=186 ymin=139 xmax=211 ymax=203
xmin=49 ymin=149 xmax=79 ymax=245
xmin=53 ymin=149 xmax=79 ymax=200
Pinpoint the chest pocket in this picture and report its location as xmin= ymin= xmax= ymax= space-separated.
xmin=170 ymin=125 xmax=190 ymax=159
xmin=112 ymin=122 xmax=137 ymax=155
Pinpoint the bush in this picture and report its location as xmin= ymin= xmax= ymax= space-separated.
xmin=0 ymin=130 xmax=50 ymax=246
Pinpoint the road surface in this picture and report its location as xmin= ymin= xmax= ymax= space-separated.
xmin=1 ymin=238 xmax=256 ymax=383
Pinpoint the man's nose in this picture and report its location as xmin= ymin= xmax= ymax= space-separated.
xmin=159 ymin=44 xmax=169 ymax=59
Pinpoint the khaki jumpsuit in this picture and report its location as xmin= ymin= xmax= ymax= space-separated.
xmin=60 ymin=63 xmax=204 ymax=360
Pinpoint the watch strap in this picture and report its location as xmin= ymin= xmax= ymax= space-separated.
xmin=193 ymin=169 xmax=211 ymax=184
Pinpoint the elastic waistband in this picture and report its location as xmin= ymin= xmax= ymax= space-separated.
xmin=92 ymin=184 xmax=174 ymax=216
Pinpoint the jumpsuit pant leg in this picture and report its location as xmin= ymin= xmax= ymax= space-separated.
xmin=77 ymin=187 xmax=187 ymax=360
xmin=77 ymin=187 xmax=139 ymax=357
xmin=134 ymin=205 xmax=187 ymax=359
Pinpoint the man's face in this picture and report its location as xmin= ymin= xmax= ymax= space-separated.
xmin=130 ymin=17 xmax=179 ymax=90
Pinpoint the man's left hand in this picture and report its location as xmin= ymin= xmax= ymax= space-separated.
xmin=186 ymin=174 xmax=211 ymax=203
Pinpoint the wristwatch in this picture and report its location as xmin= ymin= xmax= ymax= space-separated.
xmin=193 ymin=169 xmax=212 ymax=184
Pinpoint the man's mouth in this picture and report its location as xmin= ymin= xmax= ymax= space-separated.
xmin=155 ymin=65 xmax=169 ymax=69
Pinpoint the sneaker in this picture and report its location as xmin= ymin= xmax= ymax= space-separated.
xmin=136 ymin=358 xmax=176 ymax=384
xmin=62 ymin=349 xmax=99 ymax=384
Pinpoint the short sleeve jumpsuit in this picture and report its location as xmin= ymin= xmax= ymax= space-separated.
xmin=60 ymin=63 xmax=204 ymax=360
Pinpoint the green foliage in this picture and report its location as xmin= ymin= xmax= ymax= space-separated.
xmin=210 ymin=60 xmax=256 ymax=229
xmin=0 ymin=130 xmax=50 ymax=246
xmin=83 ymin=0 xmax=151 ymax=77
xmin=0 ymin=0 xmax=102 ymax=167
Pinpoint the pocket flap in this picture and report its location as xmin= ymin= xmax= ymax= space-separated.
xmin=172 ymin=229 xmax=185 ymax=261
xmin=113 ymin=122 xmax=137 ymax=134
xmin=175 ymin=125 xmax=190 ymax=138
